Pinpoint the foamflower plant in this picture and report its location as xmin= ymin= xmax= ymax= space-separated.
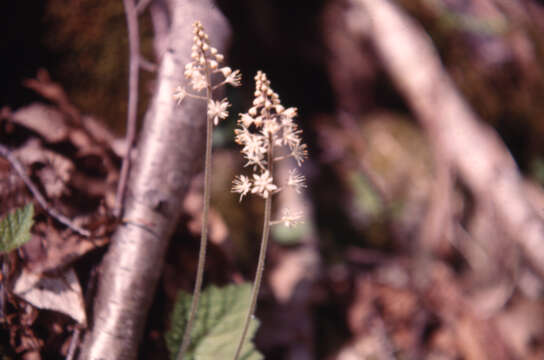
xmin=173 ymin=21 xmax=241 ymax=360
xmin=232 ymin=71 xmax=308 ymax=360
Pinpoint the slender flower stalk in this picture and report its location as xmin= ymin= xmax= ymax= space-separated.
xmin=232 ymin=72 xmax=308 ymax=360
xmin=174 ymin=21 xmax=241 ymax=360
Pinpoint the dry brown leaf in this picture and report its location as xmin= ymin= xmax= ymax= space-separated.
xmin=496 ymin=298 xmax=544 ymax=359
xmin=11 ymin=103 xmax=68 ymax=143
xmin=21 ymin=221 xmax=110 ymax=274
xmin=13 ymin=267 xmax=86 ymax=325
xmin=80 ymin=114 xmax=120 ymax=152
xmin=334 ymin=336 xmax=385 ymax=360
xmin=13 ymin=139 xmax=74 ymax=198
xmin=23 ymin=69 xmax=80 ymax=123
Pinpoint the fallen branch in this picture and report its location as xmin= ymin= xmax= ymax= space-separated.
xmin=0 ymin=143 xmax=90 ymax=237
xmin=351 ymin=0 xmax=544 ymax=278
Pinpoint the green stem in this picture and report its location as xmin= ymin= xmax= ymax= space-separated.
xmin=177 ymin=69 xmax=214 ymax=360
xmin=233 ymin=137 xmax=274 ymax=360
xmin=233 ymin=196 xmax=272 ymax=360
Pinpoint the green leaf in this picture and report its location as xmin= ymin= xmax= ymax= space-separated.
xmin=166 ymin=283 xmax=263 ymax=360
xmin=0 ymin=204 xmax=34 ymax=253
xmin=272 ymin=221 xmax=309 ymax=245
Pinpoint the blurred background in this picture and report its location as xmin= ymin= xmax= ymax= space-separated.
xmin=2 ymin=0 xmax=544 ymax=359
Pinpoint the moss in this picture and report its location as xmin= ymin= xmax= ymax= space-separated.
xmin=42 ymin=0 xmax=154 ymax=134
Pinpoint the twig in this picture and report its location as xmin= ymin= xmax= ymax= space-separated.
xmin=136 ymin=0 xmax=153 ymax=15
xmin=0 ymin=143 xmax=90 ymax=237
xmin=114 ymin=0 xmax=141 ymax=218
xmin=139 ymin=56 xmax=157 ymax=72
xmin=65 ymin=327 xmax=81 ymax=360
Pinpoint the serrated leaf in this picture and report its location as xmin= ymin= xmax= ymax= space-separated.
xmin=0 ymin=204 xmax=34 ymax=253
xmin=166 ymin=283 xmax=263 ymax=360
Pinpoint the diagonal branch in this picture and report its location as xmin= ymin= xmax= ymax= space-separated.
xmin=0 ymin=143 xmax=90 ymax=237
xmin=351 ymin=0 xmax=544 ymax=278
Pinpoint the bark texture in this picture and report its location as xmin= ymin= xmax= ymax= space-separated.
xmin=350 ymin=0 xmax=544 ymax=278
xmin=79 ymin=1 xmax=231 ymax=359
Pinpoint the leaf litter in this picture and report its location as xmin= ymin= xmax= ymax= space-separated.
xmin=0 ymin=73 xmax=119 ymax=357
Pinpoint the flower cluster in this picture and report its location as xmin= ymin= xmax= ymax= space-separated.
xmin=232 ymin=71 xmax=308 ymax=227
xmin=278 ymin=208 xmax=304 ymax=228
xmin=173 ymin=21 xmax=241 ymax=126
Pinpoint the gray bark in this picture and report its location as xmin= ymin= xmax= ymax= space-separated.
xmin=79 ymin=1 xmax=231 ymax=359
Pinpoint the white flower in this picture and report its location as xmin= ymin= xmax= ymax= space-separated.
xmin=253 ymin=115 xmax=263 ymax=128
xmin=242 ymin=134 xmax=267 ymax=168
xmin=239 ymin=113 xmax=255 ymax=128
xmin=225 ymin=69 xmax=242 ymax=87
xmin=251 ymin=170 xmax=277 ymax=198
xmin=287 ymin=169 xmax=307 ymax=193
xmin=253 ymin=96 xmax=265 ymax=107
xmin=234 ymin=126 xmax=251 ymax=145
xmin=291 ymin=142 xmax=308 ymax=166
xmin=208 ymin=98 xmax=230 ymax=125
xmin=279 ymin=208 xmax=304 ymax=228
xmin=190 ymin=70 xmax=208 ymax=91
xmin=185 ymin=61 xmax=195 ymax=72
xmin=232 ymin=175 xmax=252 ymax=202
xmin=208 ymin=59 xmax=218 ymax=69
xmin=173 ymin=86 xmax=186 ymax=104
xmin=219 ymin=67 xmax=232 ymax=77
xmin=282 ymin=107 xmax=298 ymax=119
xmin=262 ymin=119 xmax=280 ymax=136
xmin=248 ymin=106 xmax=258 ymax=117
xmin=281 ymin=121 xmax=302 ymax=147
